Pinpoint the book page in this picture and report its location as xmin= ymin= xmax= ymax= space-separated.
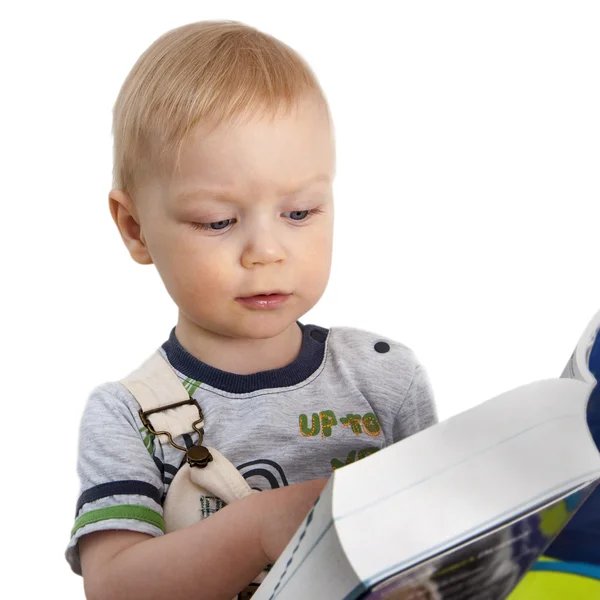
xmin=334 ymin=378 xmax=599 ymax=583
xmin=362 ymin=482 xmax=595 ymax=600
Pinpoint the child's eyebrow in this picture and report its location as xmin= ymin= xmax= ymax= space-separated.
xmin=175 ymin=174 xmax=331 ymax=204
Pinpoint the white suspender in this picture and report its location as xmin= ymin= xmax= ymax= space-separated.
xmin=120 ymin=351 xmax=266 ymax=598
xmin=120 ymin=351 xmax=255 ymax=526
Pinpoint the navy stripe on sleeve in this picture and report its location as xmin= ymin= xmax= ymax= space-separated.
xmin=76 ymin=480 xmax=162 ymax=516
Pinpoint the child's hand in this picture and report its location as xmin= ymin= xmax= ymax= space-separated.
xmin=256 ymin=478 xmax=328 ymax=564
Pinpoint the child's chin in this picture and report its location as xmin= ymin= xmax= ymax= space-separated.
xmin=231 ymin=315 xmax=298 ymax=340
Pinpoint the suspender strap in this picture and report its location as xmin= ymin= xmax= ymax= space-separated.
xmin=120 ymin=351 xmax=254 ymax=503
xmin=121 ymin=351 xmax=203 ymax=444
xmin=119 ymin=350 xmax=266 ymax=599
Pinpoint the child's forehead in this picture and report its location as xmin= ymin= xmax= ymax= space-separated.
xmin=185 ymin=98 xmax=332 ymax=151
xmin=169 ymin=102 xmax=335 ymax=196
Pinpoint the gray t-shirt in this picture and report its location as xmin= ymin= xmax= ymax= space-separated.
xmin=66 ymin=323 xmax=437 ymax=574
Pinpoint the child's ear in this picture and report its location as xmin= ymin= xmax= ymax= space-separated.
xmin=108 ymin=189 xmax=153 ymax=265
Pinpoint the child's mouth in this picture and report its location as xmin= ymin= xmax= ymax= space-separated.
xmin=236 ymin=293 xmax=291 ymax=309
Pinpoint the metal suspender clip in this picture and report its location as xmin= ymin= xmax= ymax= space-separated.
xmin=138 ymin=398 xmax=213 ymax=468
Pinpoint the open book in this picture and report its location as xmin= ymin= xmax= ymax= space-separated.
xmin=253 ymin=311 xmax=600 ymax=600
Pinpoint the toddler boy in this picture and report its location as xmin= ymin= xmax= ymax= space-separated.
xmin=66 ymin=20 xmax=437 ymax=600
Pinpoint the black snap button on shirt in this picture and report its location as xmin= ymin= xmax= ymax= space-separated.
xmin=374 ymin=341 xmax=390 ymax=353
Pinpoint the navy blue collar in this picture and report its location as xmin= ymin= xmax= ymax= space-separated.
xmin=161 ymin=322 xmax=329 ymax=394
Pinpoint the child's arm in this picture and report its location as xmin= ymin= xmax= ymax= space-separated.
xmin=80 ymin=478 xmax=326 ymax=600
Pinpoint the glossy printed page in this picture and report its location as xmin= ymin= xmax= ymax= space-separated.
xmin=362 ymin=483 xmax=595 ymax=600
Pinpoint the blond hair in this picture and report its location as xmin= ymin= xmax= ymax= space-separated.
xmin=112 ymin=20 xmax=329 ymax=195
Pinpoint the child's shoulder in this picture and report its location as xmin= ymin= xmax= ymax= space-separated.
xmin=327 ymin=325 xmax=418 ymax=363
xmin=326 ymin=325 xmax=420 ymax=384
xmin=325 ymin=326 xmax=437 ymax=435
xmin=81 ymin=379 xmax=143 ymax=428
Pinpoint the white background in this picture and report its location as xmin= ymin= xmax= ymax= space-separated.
xmin=2 ymin=1 xmax=599 ymax=597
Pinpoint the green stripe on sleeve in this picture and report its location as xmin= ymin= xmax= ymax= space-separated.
xmin=71 ymin=504 xmax=165 ymax=536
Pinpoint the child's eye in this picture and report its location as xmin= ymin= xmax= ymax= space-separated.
xmin=283 ymin=208 xmax=323 ymax=221
xmin=287 ymin=210 xmax=310 ymax=220
xmin=191 ymin=219 xmax=235 ymax=231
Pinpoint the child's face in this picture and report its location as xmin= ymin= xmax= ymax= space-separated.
xmin=135 ymin=96 xmax=335 ymax=340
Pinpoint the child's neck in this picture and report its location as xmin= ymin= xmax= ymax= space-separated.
xmin=174 ymin=317 xmax=304 ymax=375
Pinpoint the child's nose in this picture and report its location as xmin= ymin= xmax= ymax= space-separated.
xmin=240 ymin=226 xmax=287 ymax=268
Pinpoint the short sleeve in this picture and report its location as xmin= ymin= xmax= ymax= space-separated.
xmin=65 ymin=382 xmax=165 ymax=576
xmin=392 ymin=362 xmax=438 ymax=442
